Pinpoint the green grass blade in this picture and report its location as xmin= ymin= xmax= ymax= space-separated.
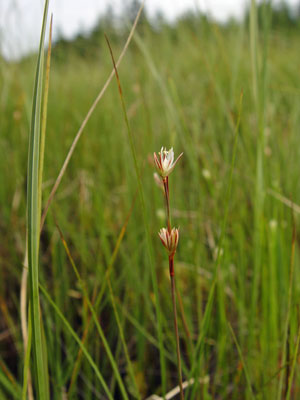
xmin=39 ymin=284 xmax=114 ymax=399
xmin=22 ymin=303 xmax=32 ymax=400
xmin=0 ymin=369 xmax=22 ymax=400
xmin=286 ymin=320 xmax=300 ymax=400
xmin=56 ymin=224 xmax=129 ymax=400
xmin=106 ymin=277 xmax=141 ymax=399
xmin=67 ymin=192 xmax=137 ymax=396
xmin=39 ymin=4 xmax=144 ymax=230
xmin=38 ymin=13 xmax=53 ymax=219
xmin=26 ymin=0 xmax=50 ymax=398
xmin=188 ymin=91 xmax=243 ymax=399
xmin=228 ymin=323 xmax=256 ymax=399
xmin=249 ymin=1 xmax=262 ymax=339
xmin=105 ymin=35 xmax=167 ymax=394
xmin=277 ymin=218 xmax=296 ymax=399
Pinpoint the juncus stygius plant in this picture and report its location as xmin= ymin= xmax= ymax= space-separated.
xmin=154 ymin=147 xmax=184 ymax=399
xmin=154 ymin=147 xmax=183 ymax=178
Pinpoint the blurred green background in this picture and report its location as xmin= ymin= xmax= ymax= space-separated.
xmin=1 ymin=1 xmax=300 ymax=398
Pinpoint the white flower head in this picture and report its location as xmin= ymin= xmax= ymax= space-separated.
xmin=154 ymin=147 xmax=183 ymax=178
xmin=158 ymin=227 xmax=179 ymax=256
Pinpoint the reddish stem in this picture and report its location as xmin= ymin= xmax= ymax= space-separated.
xmin=169 ymin=255 xmax=184 ymax=400
xmin=162 ymin=175 xmax=184 ymax=398
xmin=169 ymin=255 xmax=174 ymax=277
xmin=163 ymin=177 xmax=171 ymax=232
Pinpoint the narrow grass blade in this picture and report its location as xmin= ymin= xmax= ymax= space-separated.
xmin=249 ymin=0 xmax=262 ymax=340
xmin=249 ymin=0 xmax=271 ymax=352
xmin=38 ymin=13 xmax=53 ymax=217
xmin=40 ymin=3 xmax=144 ymax=230
xmin=0 ymin=368 xmax=21 ymax=400
xmin=56 ymin=224 xmax=129 ymax=400
xmin=22 ymin=304 xmax=32 ymax=400
xmin=22 ymin=15 xmax=53 ymax=400
xmin=188 ymin=91 xmax=243 ymax=399
xmin=106 ymin=277 xmax=141 ymax=399
xmin=228 ymin=323 xmax=256 ymax=399
xmin=267 ymin=189 xmax=300 ymax=214
xmin=26 ymin=1 xmax=49 ymax=398
xmin=187 ymin=279 xmax=215 ymax=398
xmin=67 ymin=190 xmax=138 ymax=396
xmin=105 ymin=34 xmax=167 ymax=394
xmin=286 ymin=318 xmax=300 ymax=400
xmin=39 ymin=284 xmax=113 ymax=399
xmin=277 ymin=214 xmax=296 ymax=399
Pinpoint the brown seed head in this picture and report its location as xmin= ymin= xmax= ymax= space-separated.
xmin=158 ymin=227 xmax=179 ymax=256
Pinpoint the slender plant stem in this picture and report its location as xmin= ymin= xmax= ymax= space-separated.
xmin=170 ymin=257 xmax=184 ymax=400
xmin=286 ymin=319 xmax=300 ymax=400
xmin=107 ymin=276 xmax=141 ymax=399
xmin=176 ymin=286 xmax=194 ymax=364
xmin=163 ymin=173 xmax=184 ymax=398
xmin=278 ymin=217 xmax=296 ymax=399
xmin=163 ymin=177 xmax=171 ymax=232
xmin=105 ymin=35 xmax=167 ymax=393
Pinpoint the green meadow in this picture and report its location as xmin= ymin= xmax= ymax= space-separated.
xmin=1 ymin=1 xmax=300 ymax=398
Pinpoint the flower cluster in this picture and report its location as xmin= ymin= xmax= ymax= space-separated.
xmin=154 ymin=147 xmax=182 ymax=256
xmin=158 ymin=227 xmax=179 ymax=256
xmin=154 ymin=147 xmax=183 ymax=178
xmin=153 ymin=146 xmax=184 ymax=398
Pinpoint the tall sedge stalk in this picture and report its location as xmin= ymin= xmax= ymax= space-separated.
xmin=26 ymin=1 xmax=50 ymax=399
xmin=105 ymin=35 xmax=167 ymax=394
xmin=154 ymin=148 xmax=184 ymax=399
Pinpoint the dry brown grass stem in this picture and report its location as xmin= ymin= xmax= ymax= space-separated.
xmin=146 ymin=377 xmax=209 ymax=400
xmin=40 ymin=2 xmax=144 ymax=231
xmin=267 ymin=188 xmax=300 ymax=214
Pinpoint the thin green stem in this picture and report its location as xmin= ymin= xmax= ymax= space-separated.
xmin=39 ymin=284 xmax=113 ymax=399
xmin=228 ymin=323 xmax=256 ymax=400
xmin=56 ymin=225 xmax=129 ymax=400
xmin=188 ymin=91 xmax=243 ymax=399
xmin=162 ymin=162 xmax=184 ymax=397
xmin=105 ymin=35 xmax=167 ymax=394
xmin=277 ymin=219 xmax=296 ymax=399
xmin=107 ymin=276 xmax=141 ymax=399
xmin=286 ymin=320 xmax=300 ymax=400
xmin=170 ymin=259 xmax=184 ymax=400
